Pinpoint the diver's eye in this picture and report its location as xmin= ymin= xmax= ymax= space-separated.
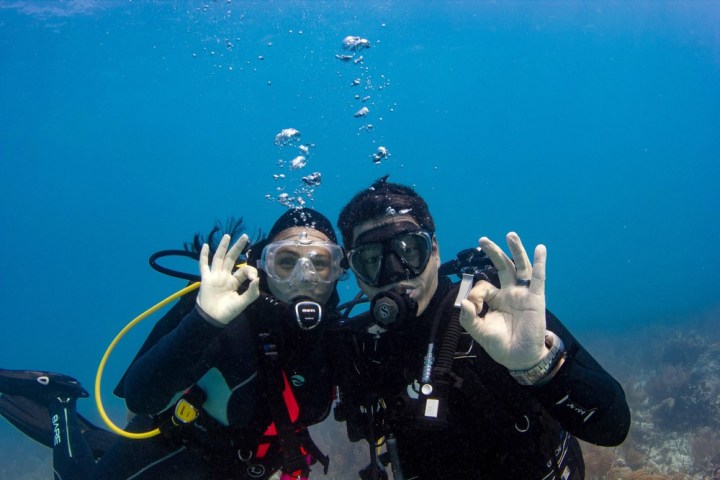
xmin=358 ymin=244 xmax=382 ymax=265
xmin=398 ymin=242 xmax=420 ymax=262
xmin=276 ymin=255 xmax=299 ymax=272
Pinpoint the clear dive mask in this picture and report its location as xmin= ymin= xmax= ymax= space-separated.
xmin=257 ymin=231 xmax=345 ymax=287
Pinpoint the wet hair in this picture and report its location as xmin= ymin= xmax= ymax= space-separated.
xmin=185 ymin=209 xmax=336 ymax=262
xmin=338 ymin=176 xmax=435 ymax=249
xmin=184 ymin=217 xmax=248 ymax=254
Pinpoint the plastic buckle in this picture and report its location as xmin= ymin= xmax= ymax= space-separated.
xmin=174 ymin=398 xmax=200 ymax=424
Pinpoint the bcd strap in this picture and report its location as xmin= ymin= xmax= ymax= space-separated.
xmin=298 ymin=428 xmax=330 ymax=475
xmin=258 ymin=332 xmax=312 ymax=478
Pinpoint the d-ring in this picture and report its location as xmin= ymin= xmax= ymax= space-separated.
xmin=516 ymin=278 xmax=531 ymax=287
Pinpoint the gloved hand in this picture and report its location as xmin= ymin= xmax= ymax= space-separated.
xmin=197 ymin=233 xmax=260 ymax=325
xmin=458 ymin=232 xmax=548 ymax=370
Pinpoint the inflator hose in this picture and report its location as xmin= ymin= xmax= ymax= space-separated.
xmin=94 ymin=282 xmax=200 ymax=439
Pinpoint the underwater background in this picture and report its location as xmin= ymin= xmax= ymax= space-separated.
xmin=1 ymin=1 xmax=718 ymax=478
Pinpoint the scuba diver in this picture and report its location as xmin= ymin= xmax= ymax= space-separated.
xmin=332 ymin=177 xmax=631 ymax=479
xmin=0 ymin=208 xmax=345 ymax=480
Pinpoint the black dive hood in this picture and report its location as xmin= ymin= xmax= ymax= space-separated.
xmin=370 ymin=288 xmax=419 ymax=328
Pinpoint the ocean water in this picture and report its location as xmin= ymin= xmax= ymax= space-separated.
xmin=0 ymin=1 xmax=718 ymax=479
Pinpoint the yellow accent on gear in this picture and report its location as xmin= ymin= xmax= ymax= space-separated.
xmin=95 ymin=281 xmax=200 ymax=439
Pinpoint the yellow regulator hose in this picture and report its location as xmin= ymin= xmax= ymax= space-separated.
xmin=95 ymin=282 xmax=200 ymax=439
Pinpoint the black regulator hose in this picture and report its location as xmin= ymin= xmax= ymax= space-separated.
xmin=148 ymin=249 xmax=201 ymax=282
xmin=432 ymin=307 xmax=464 ymax=399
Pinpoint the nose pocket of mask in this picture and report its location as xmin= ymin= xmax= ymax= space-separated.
xmin=289 ymin=257 xmax=320 ymax=287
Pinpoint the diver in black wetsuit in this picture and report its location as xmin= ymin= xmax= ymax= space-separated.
xmin=0 ymin=208 xmax=345 ymax=480
xmin=333 ymin=177 xmax=631 ymax=479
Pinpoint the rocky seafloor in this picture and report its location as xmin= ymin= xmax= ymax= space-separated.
xmin=580 ymin=305 xmax=720 ymax=480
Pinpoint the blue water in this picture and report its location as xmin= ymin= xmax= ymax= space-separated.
xmin=1 ymin=1 xmax=719 ymax=477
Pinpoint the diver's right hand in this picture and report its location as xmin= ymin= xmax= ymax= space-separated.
xmin=197 ymin=234 xmax=260 ymax=325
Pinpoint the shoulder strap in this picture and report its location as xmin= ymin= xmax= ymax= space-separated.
xmin=256 ymin=331 xmax=315 ymax=478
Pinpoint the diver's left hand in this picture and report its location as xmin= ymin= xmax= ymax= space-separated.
xmin=197 ymin=234 xmax=260 ymax=326
xmin=458 ymin=232 xmax=548 ymax=370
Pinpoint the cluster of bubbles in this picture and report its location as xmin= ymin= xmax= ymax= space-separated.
xmin=266 ymin=128 xmax=322 ymax=209
xmin=335 ymin=33 xmax=393 ymax=166
xmin=262 ymin=31 xmax=394 ymax=212
xmin=371 ymin=146 xmax=390 ymax=164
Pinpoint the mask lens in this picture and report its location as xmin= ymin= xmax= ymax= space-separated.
xmin=304 ymin=249 xmax=333 ymax=280
xmin=273 ymin=246 xmax=332 ymax=280
xmin=349 ymin=231 xmax=433 ymax=287
xmin=349 ymin=243 xmax=384 ymax=285
xmin=393 ymin=233 xmax=432 ymax=272
xmin=273 ymin=247 xmax=301 ymax=280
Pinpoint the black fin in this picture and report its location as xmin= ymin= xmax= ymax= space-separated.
xmin=0 ymin=369 xmax=88 ymax=403
xmin=0 ymin=393 xmax=115 ymax=459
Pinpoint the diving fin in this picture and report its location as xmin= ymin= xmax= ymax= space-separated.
xmin=0 ymin=393 xmax=116 ymax=459
xmin=0 ymin=369 xmax=88 ymax=404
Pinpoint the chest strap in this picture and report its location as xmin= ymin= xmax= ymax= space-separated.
xmin=258 ymin=332 xmax=329 ymax=478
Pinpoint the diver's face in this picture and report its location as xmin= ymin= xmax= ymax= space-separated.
xmin=351 ymin=215 xmax=440 ymax=316
xmin=265 ymin=227 xmax=336 ymax=304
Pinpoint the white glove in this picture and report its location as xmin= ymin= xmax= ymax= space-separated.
xmin=458 ymin=232 xmax=548 ymax=370
xmin=197 ymin=233 xmax=260 ymax=325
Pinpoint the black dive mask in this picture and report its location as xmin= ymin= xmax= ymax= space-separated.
xmin=370 ymin=289 xmax=418 ymax=328
xmin=349 ymin=220 xmax=434 ymax=288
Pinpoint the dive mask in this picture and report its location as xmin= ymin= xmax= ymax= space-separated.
xmin=257 ymin=232 xmax=345 ymax=287
xmin=348 ymin=230 xmax=433 ymax=287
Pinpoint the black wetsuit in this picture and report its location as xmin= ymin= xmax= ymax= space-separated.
xmin=334 ymin=276 xmax=631 ymax=479
xmin=0 ymin=293 xmax=335 ymax=480
xmin=90 ymin=298 xmax=335 ymax=480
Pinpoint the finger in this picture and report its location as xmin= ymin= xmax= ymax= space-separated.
xmin=479 ymin=236 xmax=515 ymax=288
xmin=199 ymin=243 xmax=211 ymax=278
xmin=224 ymin=234 xmax=249 ymax=273
xmin=459 ymin=299 xmax=489 ymax=345
xmin=237 ymin=277 xmax=261 ymax=310
xmin=507 ymin=232 xmax=532 ymax=284
xmin=458 ymin=298 xmax=479 ymax=328
xmin=529 ymin=244 xmax=547 ymax=296
xmin=232 ymin=265 xmax=258 ymax=285
xmin=466 ymin=279 xmax=497 ymax=307
xmin=212 ymin=234 xmax=232 ymax=272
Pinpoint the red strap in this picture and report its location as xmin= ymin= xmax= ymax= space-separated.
xmin=256 ymin=370 xmax=300 ymax=458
